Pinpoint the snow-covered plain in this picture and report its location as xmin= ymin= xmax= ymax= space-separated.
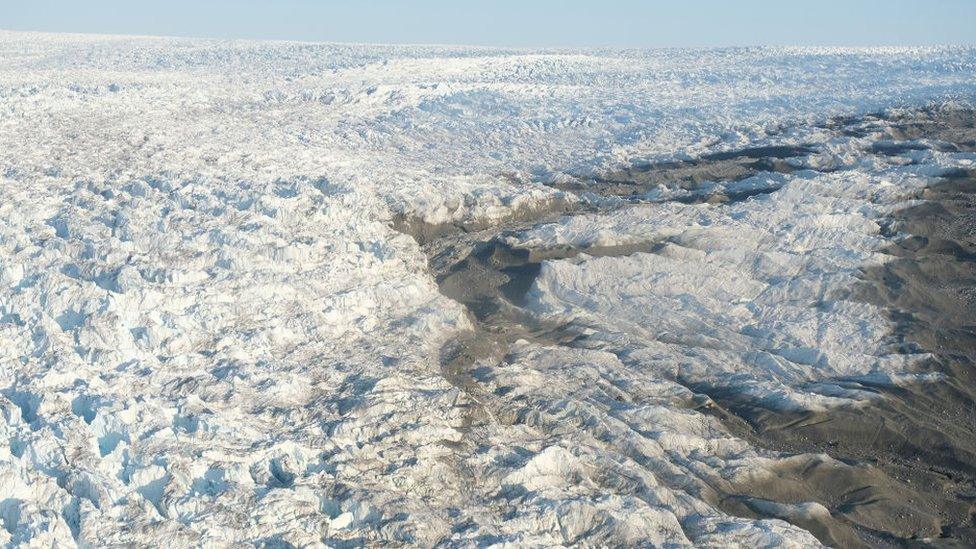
xmin=1 ymin=31 xmax=975 ymax=546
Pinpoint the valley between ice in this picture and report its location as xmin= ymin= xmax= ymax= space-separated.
xmin=1 ymin=31 xmax=975 ymax=546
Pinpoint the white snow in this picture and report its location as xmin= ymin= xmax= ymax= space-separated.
xmin=0 ymin=30 xmax=974 ymax=546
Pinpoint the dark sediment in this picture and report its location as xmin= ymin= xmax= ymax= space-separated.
xmin=394 ymin=105 xmax=976 ymax=547
xmin=548 ymin=143 xmax=814 ymax=204
xmin=697 ymin=110 xmax=976 ymax=547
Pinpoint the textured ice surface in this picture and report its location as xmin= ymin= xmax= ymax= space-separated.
xmin=1 ymin=31 xmax=975 ymax=546
xmin=513 ymin=165 xmax=936 ymax=411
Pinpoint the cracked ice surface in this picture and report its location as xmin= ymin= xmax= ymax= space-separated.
xmin=514 ymin=167 xmax=932 ymax=411
xmin=0 ymin=30 xmax=975 ymax=546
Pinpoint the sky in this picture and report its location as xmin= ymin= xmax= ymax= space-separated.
xmin=1 ymin=0 xmax=974 ymax=48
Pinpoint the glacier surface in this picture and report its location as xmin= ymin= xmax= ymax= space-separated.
xmin=1 ymin=31 xmax=975 ymax=546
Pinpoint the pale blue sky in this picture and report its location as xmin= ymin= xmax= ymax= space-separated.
xmin=2 ymin=0 xmax=974 ymax=48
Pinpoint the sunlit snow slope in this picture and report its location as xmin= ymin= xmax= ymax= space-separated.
xmin=1 ymin=31 xmax=975 ymax=546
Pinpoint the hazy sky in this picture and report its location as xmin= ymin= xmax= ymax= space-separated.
xmin=2 ymin=0 xmax=974 ymax=48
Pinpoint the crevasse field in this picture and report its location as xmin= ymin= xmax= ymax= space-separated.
xmin=1 ymin=31 xmax=975 ymax=546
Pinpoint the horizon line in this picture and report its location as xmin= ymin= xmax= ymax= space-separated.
xmin=3 ymin=27 xmax=974 ymax=52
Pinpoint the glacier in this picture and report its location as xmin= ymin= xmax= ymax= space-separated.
xmin=1 ymin=30 xmax=975 ymax=546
